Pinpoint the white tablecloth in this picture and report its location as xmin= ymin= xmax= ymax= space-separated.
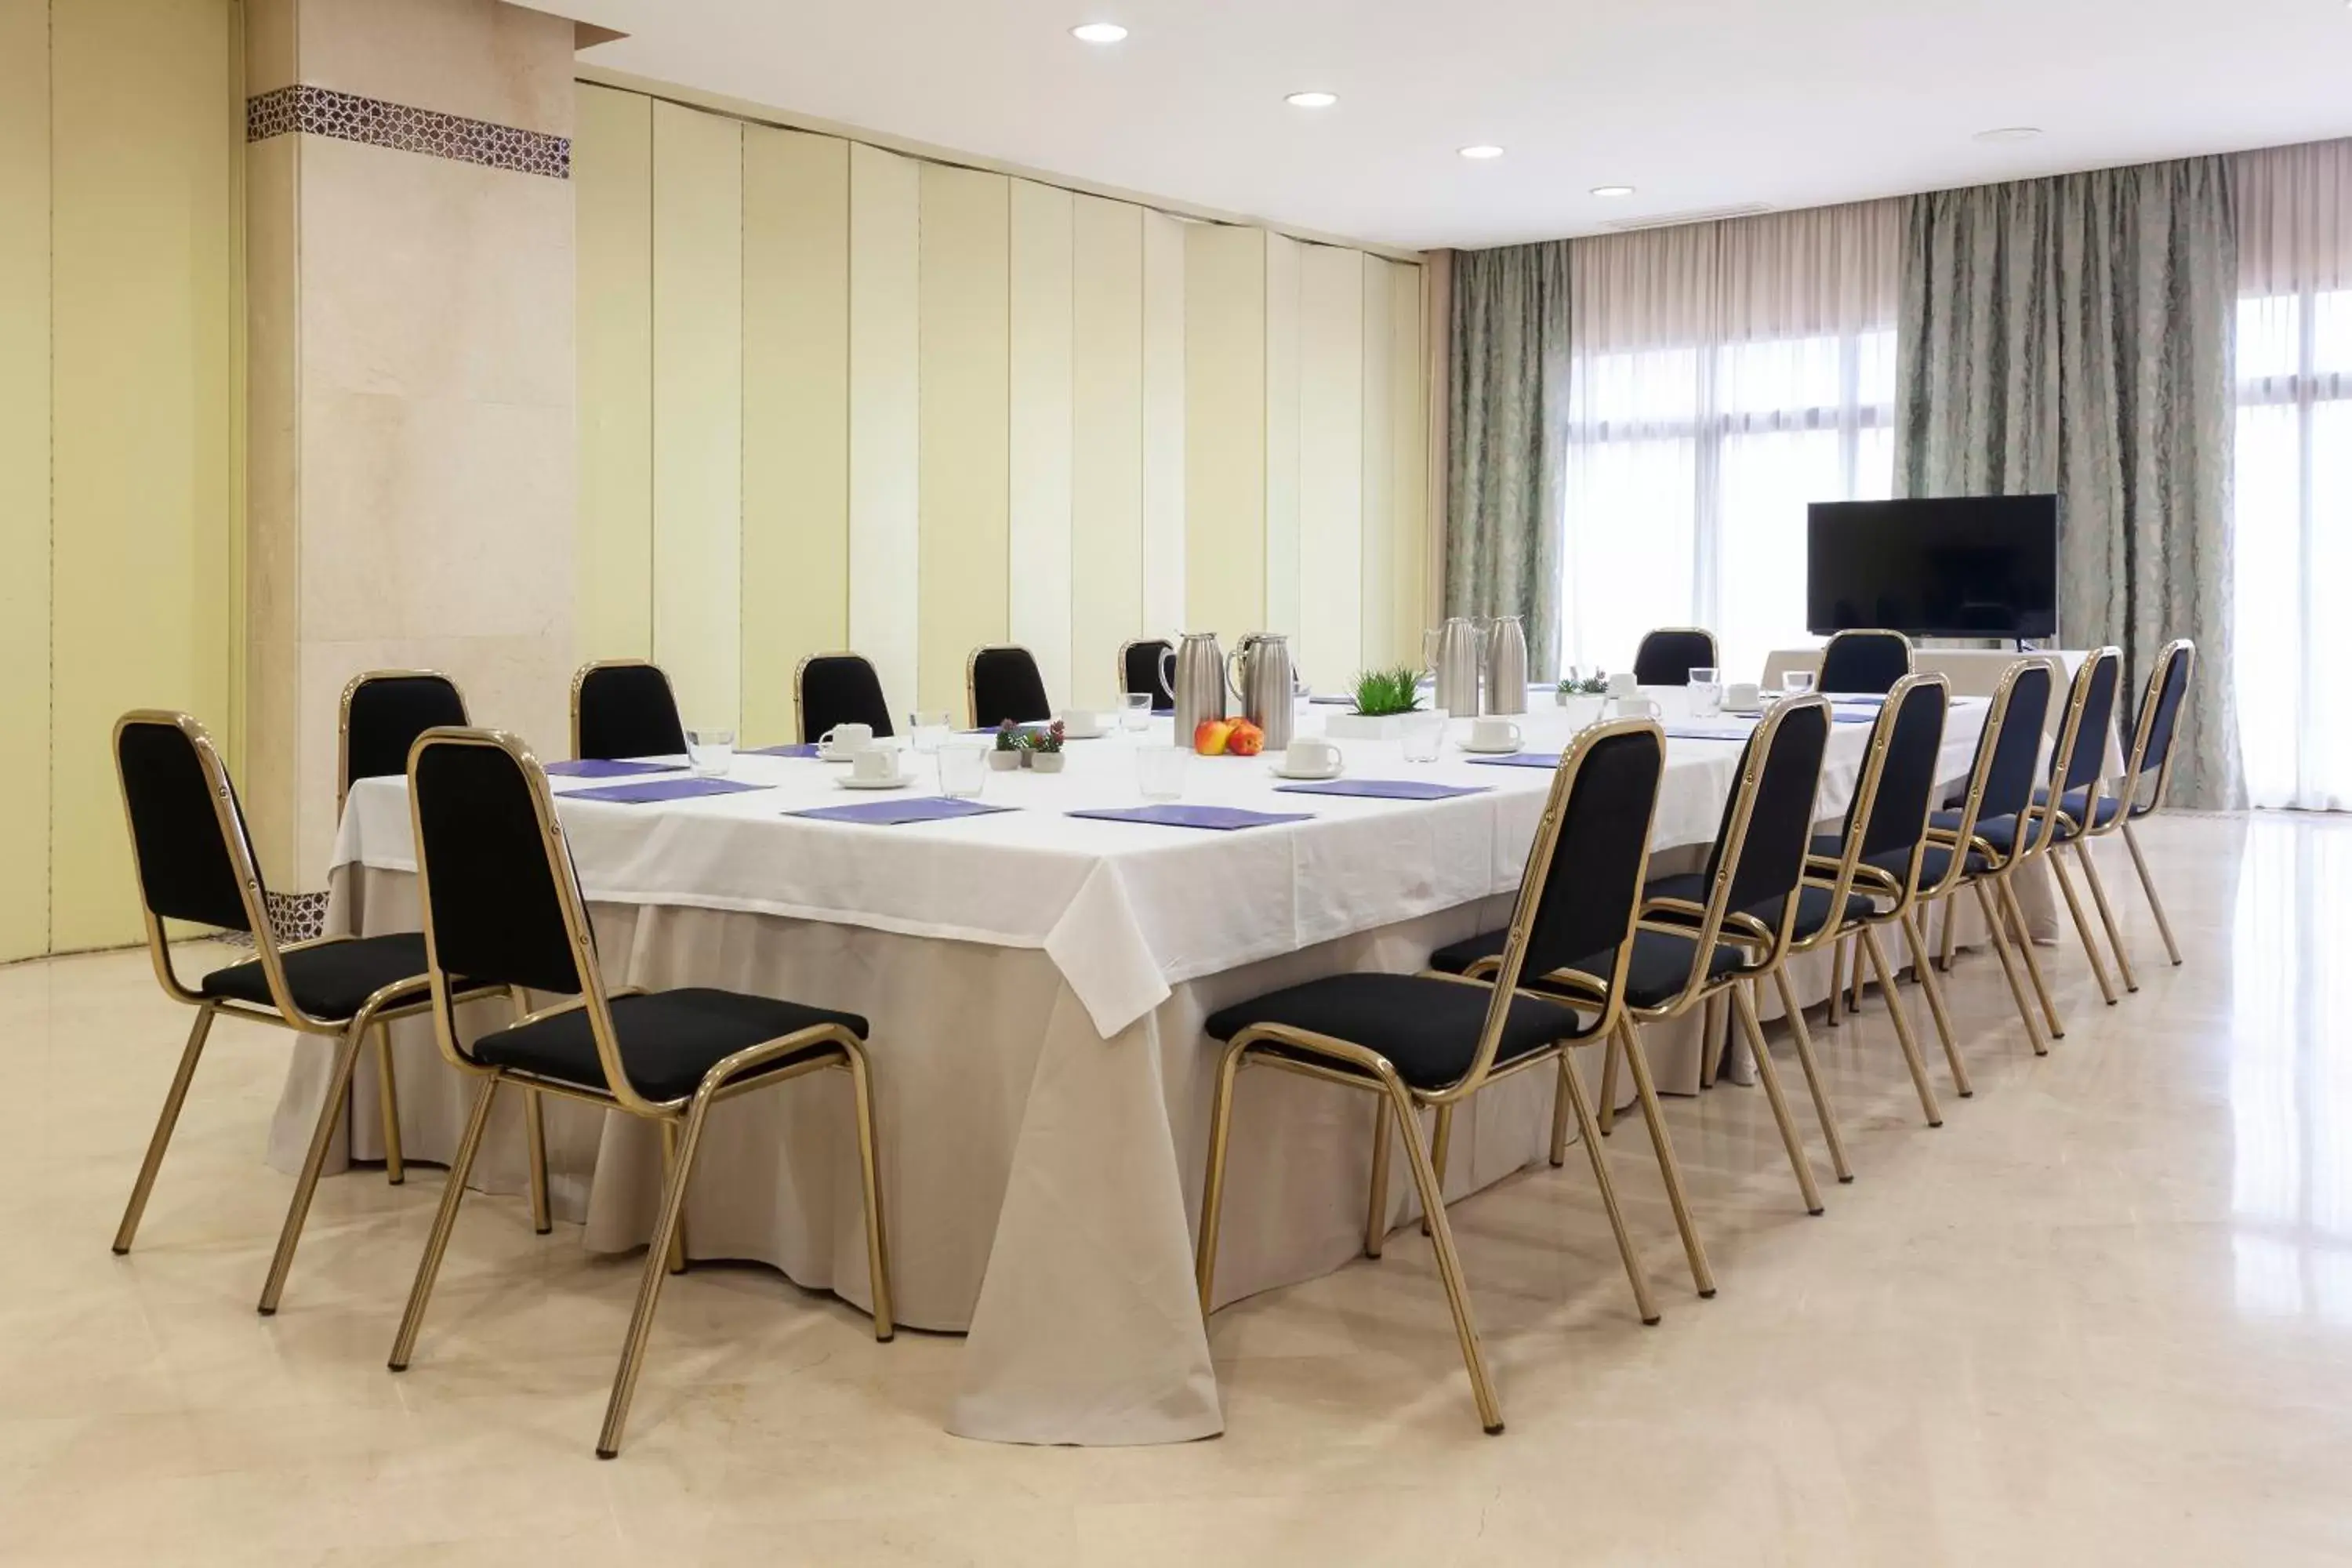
xmin=278 ymin=694 xmax=1995 ymax=1445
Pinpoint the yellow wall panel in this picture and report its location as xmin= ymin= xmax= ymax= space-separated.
xmin=742 ymin=125 xmax=849 ymax=746
xmin=1140 ymin=210 xmax=1188 ymax=635
xmin=49 ymin=0 xmax=238 ymax=950
xmin=1070 ymin=195 xmax=1144 ymax=710
xmin=1008 ymin=180 xmax=1074 ymax=706
xmin=650 ymin=100 xmax=743 ymax=731
xmin=1183 ymin=225 xmax=1266 ymax=642
xmin=1392 ymin=262 xmax=1431 ymax=662
xmin=1262 ymin=233 xmax=1301 ymax=646
xmin=0 ymin=0 xmax=50 ymax=960
xmin=848 ymin=142 xmax=920 ymax=711
xmin=575 ymin=83 xmax=654 ymax=665
xmin=1298 ymin=244 xmax=1365 ymax=690
xmin=916 ymin=164 xmax=1011 ymax=718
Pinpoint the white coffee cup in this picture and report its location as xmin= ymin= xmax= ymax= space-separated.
xmin=1057 ymin=707 xmax=1105 ymax=739
xmin=819 ymin=721 xmax=874 ymax=759
xmin=1612 ymin=696 xmax=1662 ymax=720
xmin=1726 ymin=681 xmax=1762 ymax=711
xmin=1606 ymin=671 xmax=1641 ymax=699
xmin=1471 ymin=716 xmax=1523 ymax=751
xmin=1283 ymin=737 xmax=1341 ymax=777
xmin=851 ymin=747 xmax=902 ymax=784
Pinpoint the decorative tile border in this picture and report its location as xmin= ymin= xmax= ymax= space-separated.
xmin=246 ymin=85 xmax=569 ymax=180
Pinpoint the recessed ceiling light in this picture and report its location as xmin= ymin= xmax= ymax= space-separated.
xmin=1590 ymin=184 xmax=1635 ymax=198
xmin=1973 ymin=126 xmax=2043 ymax=143
xmin=1070 ymin=21 xmax=1127 ymax=44
xmin=1285 ymin=91 xmax=1338 ymax=109
xmin=1458 ymin=144 xmax=1504 ymax=161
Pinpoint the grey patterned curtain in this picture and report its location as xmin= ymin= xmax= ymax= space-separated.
xmin=1446 ymin=242 xmax=1570 ymax=676
xmin=1895 ymin=157 xmax=2242 ymax=808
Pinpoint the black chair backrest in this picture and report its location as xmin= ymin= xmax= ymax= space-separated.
xmin=1121 ymin=639 xmax=1174 ymax=704
xmin=575 ymin=661 xmax=688 ymax=761
xmin=1632 ymin=629 xmax=1719 ymax=687
xmin=798 ymin=653 xmax=895 ymax=743
xmin=1978 ymin=661 xmax=2055 ymax=827
xmin=1818 ymin=630 xmax=1913 ymax=695
xmin=343 ymin=672 xmax=467 ymax=803
xmin=1512 ymin=725 xmax=1668 ymax=989
xmin=410 ymin=735 xmax=587 ymax=998
xmin=971 ymin=645 xmax=1051 ymax=729
xmin=1853 ymin=678 xmax=1948 ymax=864
xmin=114 ymin=715 xmax=257 ymax=933
xmin=2132 ymin=639 xmax=2194 ymax=798
xmin=1720 ymin=699 xmax=1833 ymax=920
xmin=2056 ymin=648 xmax=2122 ymax=795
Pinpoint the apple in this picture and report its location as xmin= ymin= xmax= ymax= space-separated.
xmin=1226 ymin=719 xmax=1266 ymax=757
xmin=1193 ymin=719 xmax=1236 ymax=756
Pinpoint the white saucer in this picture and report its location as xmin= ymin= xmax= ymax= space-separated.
xmin=1457 ymin=740 xmax=1521 ymax=755
xmin=1060 ymin=726 xmax=1109 ymax=742
xmin=1720 ymin=703 xmax=1765 ymax=717
xmin=1268 ymin=764 xmax=1343 ymax=782
xmin=836 ymin=775 xmax=912 ymax=790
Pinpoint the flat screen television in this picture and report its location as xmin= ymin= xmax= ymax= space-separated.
xmin=1806 ymin=495 xmax=2060 ymax=639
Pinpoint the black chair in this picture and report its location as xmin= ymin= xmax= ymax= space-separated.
xmin=1795 ymin=675 xmax=1965 ymax=1122
xmin=795 ymin=652 xmax=895 ymax=745
xmin=2103 ymin=638 xmax=2195 ymax=971
xmin=2028 ymin=646 xmax=2129 ymax=1008
xmin=1918 ymin=660 xmax=2059 ymax=1056
xmin=1196 ymin=720 xmax=1680 ymax=1434
xmin=1435 ymin=695 xmax=1839 ymax=1224
xmin=1119 ymin=638 xmax=1174 ymax=710
xmin=572 ymin=659 xmax=688 ymax=760
xmin=967 ymin=644 xmax=1051 ymax=730
xmin=108 ymin=711 xmax=503 ymax=1315
xmin=1632 ymin=628 xmax=1721 ymax=687
xmin=1817 ymin=629 xmax=1914 ymax=695
xmin=341 ymin=670 xmax=468 ymax=814
xmin=389 ymin=728 xmax=895 ymax=1459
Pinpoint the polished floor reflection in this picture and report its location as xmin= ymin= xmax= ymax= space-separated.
xmin=2 ymin=812 xmax=2350 ymax=1565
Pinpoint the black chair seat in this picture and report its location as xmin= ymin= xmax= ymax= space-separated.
xmin=472 ymin=988 xmax=866 ymax=1104
xmin=2031 ymin=786 xmax=2123 ymax=831
xmin=1203 ymin=972 xmax=1579 ymax=1092
xmin=1914 ymin=840 xmax=1994 ymax=886
xmin=1650 ymin=870 xmax=1873 ymax=942
xmin=201 ymin=933 xmax=436 ymax=1020
xmin=1428 ymin=926 xmax=1741 ymax=1011
xmin=1928 ymin=809 xmax=2027 ymax=854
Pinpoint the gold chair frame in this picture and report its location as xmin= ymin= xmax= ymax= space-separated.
xmin=337 ymin=667 xmax=468 ymax=818
xmin=108 ymin=711 xmax=506 ymax=1316
xmin=387 ymin=728 xmax=895 ymax=1459
xmin=1115 ymin=637 xmax=1174 ymax=706
xmin=965 ymin=643 xmax=1047 ymax=731
xmin=1632 ymin=626 xmax=1722 ymax=684
xmin=568 ymin=657 xmax=683 ymax=760
xmin=1194 ymin=719 xmax=1702 ymax=1435
xmin=791 ymin=649 xmax=895 ymax=744
xmin=2053 ymin=637 xmax=2196 ymax=989
xmin=1817 ymin=628 xmax=1916 ymax=693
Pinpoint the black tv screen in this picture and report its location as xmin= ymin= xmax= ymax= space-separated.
xmin=1806 ymin=495 xmax=2060 ymax=639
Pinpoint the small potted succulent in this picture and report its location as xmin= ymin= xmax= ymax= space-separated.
xmin=989 ymin=720 xmax=1025 ymax=770
xmin=1324 ymin=665 xmax=1426 ymax=739
xmin=1555 ymin=668 xmax=1609 ymax=724
xmin=1027 ymin=720 xmax=1068 ymax=773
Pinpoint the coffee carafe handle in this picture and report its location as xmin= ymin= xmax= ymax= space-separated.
xmin=1156 ymin=644 xmax=1176 ymax=704
xmin=1225 ymin=638 xmax=1252 ymax=703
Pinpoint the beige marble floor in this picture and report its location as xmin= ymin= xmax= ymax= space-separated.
xmin=3 ymin=812 xmax=2350 ymax=1566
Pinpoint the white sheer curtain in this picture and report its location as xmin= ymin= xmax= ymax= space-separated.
xmin=1559 ymin=201 xmax=1901 ymax=684
xmin=2235 ymin=140 xmax=2352 ymax=811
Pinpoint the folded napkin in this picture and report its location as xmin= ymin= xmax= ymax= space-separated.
xmin=561 ymin=777 xmax=769 ymax=805
xmin=750 ymin=742 xmax=823 ymax=759
xmin=1465 ymin=753 xmax=1563 ymax=770
xmin=789 ymin=797 xmax=1013 ymax=827
xmin=1273 ymin=779 xmax=1492 ymax=800
xmin=545 ymin=758 xmax=682 ymax=779
xmin=1067 ymin=804 xmax=1313 ymax=831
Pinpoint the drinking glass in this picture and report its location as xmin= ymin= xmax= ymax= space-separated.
xmin=1399 ymin=712 xmax=1445 ymax=764
xmin=909 ymin=710 xmax=952 ymax=754
xmin=684 ymin=728 xmax=735 ymax=777
xmin=1686 ymin=667 xmax=1723 ymax=720
xmin=937 ymin=742 xmax=989 ymax=799
xmin=1122 ymin=692 xmax=1153 ymax=731
xmin=1136 ymin=745 xmax=1189 ymax=801
xmin=1783 ymin=670 xmax=1817 ymax=697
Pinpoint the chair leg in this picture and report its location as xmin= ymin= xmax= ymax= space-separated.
xmin=1900 ymin=909 xmax=1973 ymax=1099
xmin=1770 ymin=969 xmax=1852 ymax=1184
xmin=1546 ymin=1052 xmax=1572 ymax=1168
xmin=1381 ymin=1076 xmax=1503 ymax=1434
xmin=2122 ymin=819 xmax=2183 ymax=966
xmin=112 ymin=1004 xmax=218 ymax=1255
xmin=257 ymin=1017 xmax=370 ymax=1315
xmin=1697 ymin=992 xmax=1724 ymax=1083
xmin=1826 ymin=939 xmax=1845 ymax=1027
xmin=1616 ymin=1021 xmax=1714 ymax=1298
xmin=2076 ymin=840 xmax=2139 ymax=994
xmin=2047 ymin=847 xmax=2118 ymax=1006
xmin=659 ymin=1122 xmax=689 ymax=1276
xmin=1849 ymin=935 xmax=1869 ymax=1014
xmin=1193 ymin=1040 xmax=1248 ymax=1315
xmin=1366 ymin=1094 xmax=1394 ymax=1258
xmin=376 ymin=1029 xmax=405 ymax=1186
xmin=1730 ymin=985 xmax=1824 ymax=1215
xmin=389 ymin=1076 xmax=499 ymax=1372
xmin=1420 ymin=1102 xmax=1455 ymax=1237
xmin=1597 ymin=1029 xmax=1621 ymax=1132
xmin=1937 ymin=891 xmax=1959 ymax=972
xmin=598 ymin=1096 xmax=717 ymax=1459
xmin=1860 ymin=926 xmax=1943 ymax=1128
xmin=1974 ymin=880 xmax=2052 ymax=1055
xmin=840 ymin=1042 xmax=895 ymax=1341
xmin=1556 ymin=1051 xmax=1659 ymax=1327
xmin=2000 ymin=874 xmax=2067 ymax=1040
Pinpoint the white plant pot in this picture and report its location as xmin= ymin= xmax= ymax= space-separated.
xmin=1553 ymin=694 xmax=1606 ymax=726
xmin=987 ymin=750 xmax=1022 ymax=771
xmin=1029 ymin=751 xmax=1065 ymax=773
xmin=1321 ymin=711 xmax=1416 ymax=740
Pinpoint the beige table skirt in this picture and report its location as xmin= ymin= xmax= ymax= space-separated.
xmin=269 ymin=855 xmax=2046 ymax=1446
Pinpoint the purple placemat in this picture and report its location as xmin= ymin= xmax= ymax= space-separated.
xmin=750 ymin=742 xmax=823 ymax=758
xmin=1067 ymin=804 xmax=1313 ymax=831
xmin=1661 ymin=726 xmax=1753 ymax=742
xmin=1465 ymin=752 xmax=1563 ymax=769
xmin=1833 ymin=710 xmax=1880 ymax=724
xmin=546 ymin=758 xmax=681 ymax=779
xmin=788 ymin=797 xmax=1014 ymax=827
xmin=1272 ymin=779 xmax=1492 ymax=800
xmin=561 ymin=777 xmax=770 ymax=804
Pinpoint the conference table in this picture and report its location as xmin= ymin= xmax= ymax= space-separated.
xmin=273 ymin=690 xmax=1992 ymax=1446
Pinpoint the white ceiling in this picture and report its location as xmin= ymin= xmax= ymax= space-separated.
xmin=535 ymin=0 xmax=2352 ymax=252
